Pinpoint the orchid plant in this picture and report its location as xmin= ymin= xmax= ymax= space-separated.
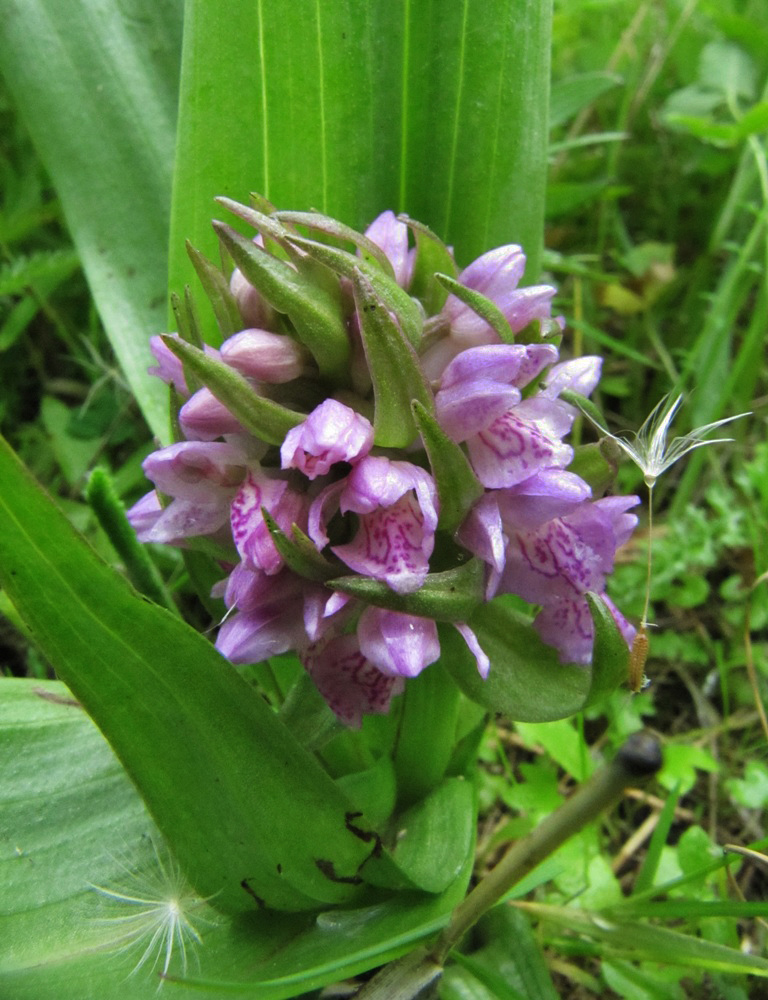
xmin=0 ymin=1 xmax=681 ymax=997
xmin=129 ymin=203 xmax=640 ymax=728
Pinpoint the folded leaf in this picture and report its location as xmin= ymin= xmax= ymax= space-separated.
xmin=0 ymin=435 xmax=379 ymax=913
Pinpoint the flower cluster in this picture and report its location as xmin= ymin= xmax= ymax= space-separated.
xmin=129 ymin=203 xmax=638 ymax=724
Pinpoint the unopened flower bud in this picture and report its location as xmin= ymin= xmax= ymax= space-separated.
xmin=221 ymin=329 xmax=312 ymax=384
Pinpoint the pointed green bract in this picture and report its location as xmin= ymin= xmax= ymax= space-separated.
xmin=213 ymin=221 xmax=351 ymax=381
xmin=402 ymin=216 xmax=457 ymax=314
xmin=435 ymin=271 xmax=515 ymax=344
xmin=161 ymin=335 xmax=303 ymax=445
xmin=275 ymin=210 xmax=397 ymax=278
xmin=332 ymin=559 xmax=485 ymax=623
xmin=261 ymin=509 xmax=338 ymax=582
xmin=412 ymin=401 xmax=484 ymax=534
xmin=186 ymin=240 xmax=242 ymax=344
xmin=0 ymin=436 xmax=380 ymax=913
xmin=582 ymin=593 xmax=632 ymax=707
xmin=441 ymin=593 xmax=633 ymax=721
xmin=352 ymin=269 xmax=433 ymax=448
xmin=288 ymin=233 xmax=425 ymax=349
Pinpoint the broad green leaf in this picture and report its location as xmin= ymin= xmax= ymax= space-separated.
xmin=393 ymin=663 xmax=463 ymax=809
xmin=0 ymin=0 xmax=183 ymax=443
xmin=0 ymin=435 xmax=377 ymax=914
xmin=388 ymin=779 xmax=475 ymax=894
xmin=170 ymin=0 xmax=551 ymax=328
xmin=0 ymin=678 xmax=472 ymax=999
xmin=0 ymin=678 xmax=214 ymax=998
xmin=441 ymin=595 xmax=629 ymax=722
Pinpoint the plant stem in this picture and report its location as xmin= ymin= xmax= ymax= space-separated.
xmin=642 ymin=483 xmax=654 ymax=629
xmin=427 ymin=730 xmax=662 ymax=966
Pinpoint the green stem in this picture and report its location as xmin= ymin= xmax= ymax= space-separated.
xmin=393 ymin=661 xmax=461 ymax=808
xmin=354 ymin=732 xmax=662 ymax=999
xmin=428 ymin=731 xmax=662 ymax=965
xmin=86 ymin=468 xmax=177 ymax=614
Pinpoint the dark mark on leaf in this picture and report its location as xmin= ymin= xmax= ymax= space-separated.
xmin=33 ymin=687 xmax=81 ymax=708
xmin=240 ymin=878 xmax=265 ymax=908
xmin=315 ymin=859 xmax=363 ymax=885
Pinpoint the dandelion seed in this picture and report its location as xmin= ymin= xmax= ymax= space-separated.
xmin=91 ymin=839 xmax=215 ymax=987
xmin=576 ymin=392 xmax=748 ymax=688
xmin=587 ymin=393 xmax=749 ymax=489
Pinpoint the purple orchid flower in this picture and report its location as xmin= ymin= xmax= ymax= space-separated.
xmin=303 ymin=632 xmax=406 ymax=728
xmin=131 ymin=201 xmax=642 ymax=723
xmin=280 ymin=399 xmax=374 ymax=479
xmin=128 ymin=441 xmax=249 ymax=544
xmin=230 ymin=468 xmax=308 ymax=576
xmin=309 ymin=455 xmax=438 ymax=595
xmin=364 ymin=210 xmax=414 ymax=288
xmin=498 ymin=495 xmax=640 ymax=663
xmin=435 ymin=344 xmax=576 ymax=489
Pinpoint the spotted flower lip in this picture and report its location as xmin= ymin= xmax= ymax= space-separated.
xmin=303 ymin=632 xmax=406 ymax=728
xmin=310 ymin=456 xmax=438 ymax=596
xmin=230 ymin=469 xmax=307 ymax=575
xmin=435 ymin=344 xmax=578 ymax=489
xmin=498 ymin=494 xmax=640 ymax=664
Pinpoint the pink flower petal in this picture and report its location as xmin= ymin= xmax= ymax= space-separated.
xmin=358 ymin=607 xmax=440 ymax=678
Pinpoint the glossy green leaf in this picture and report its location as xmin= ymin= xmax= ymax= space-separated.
xmin=394 ymin=663 xmax=463 ymax=809
xmin=0 ymin=435 xmax=378 ymax=914
xmin=441 ymin=594 xmax=630 ymax=722
xmin=0 ymin=678 xmax=472 ymax=999
xmin=388 ymin=779 xmax=475 ymax=894
xmin=0 ymin=0 xmax=182 ymax=443
xmin=170 ymin=0 xmax=551 ymax=324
